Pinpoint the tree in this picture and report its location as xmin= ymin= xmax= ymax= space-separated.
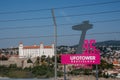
xmin=34 ymin=56 xmax=40 ymax=66
xmin=57 ymin=55 xmax=61 ymax=63
xmin=0 ymin=55 xmax=8 ymax=60
xmin=31 ymin=65 xmax=54 ymax=78
xmin=97 ymin=59 xmax=113 ymax=70
xmin=41 ymin=55 xmax=46 ymax=62
xmin=27 ymin=58 xmax=33 ymax=63
xmin=84 ymin=69 xmax=91 ymax=75
xmin=9 ymin=64 xmax=17 ymax=68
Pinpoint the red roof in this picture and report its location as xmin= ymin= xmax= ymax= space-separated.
xmin=23 ymin=45 xmax=40 ymax=49
xmin=44 ymin=46 xmax=52 ymax=48
xmin=23 ymin=45 xmax=52 ymax=49
xmin=113 ymin=61 xmax=119 ymax=64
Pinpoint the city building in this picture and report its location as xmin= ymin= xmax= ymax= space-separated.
xmin=19 ymin=42 xmax=54 ymax=58
xmin=113 ymin=59 xmax=120 ymax=66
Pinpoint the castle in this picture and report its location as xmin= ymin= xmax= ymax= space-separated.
xmin=19 ymin=42 xmax=54 ymax=58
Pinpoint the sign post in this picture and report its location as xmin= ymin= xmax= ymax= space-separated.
xmin=64 ymin=64 xmax=66 ymax=80
xmin=96 ymin=65 xmax=98 ymax=80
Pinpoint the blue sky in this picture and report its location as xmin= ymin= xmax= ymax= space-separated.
xmin=0 ymin=0 xmax=120 ymax=48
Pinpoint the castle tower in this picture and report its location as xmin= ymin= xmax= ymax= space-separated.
xmin=19 ymin=42 xmax=24 ymax=58
xmin=40 ymin=42 xmax=44 ymax=57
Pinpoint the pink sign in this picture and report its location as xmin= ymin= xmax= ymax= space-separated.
xmin=61 ymin=53 xmax=100 ymax=64
xmin=61 ymin=39 xmax=101 ymax=65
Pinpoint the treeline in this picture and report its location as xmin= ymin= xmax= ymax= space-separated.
xmin=0 ymin=55 xmax=114 ymax=78
xmin=0 ymin=64 xmax=55 ymax=78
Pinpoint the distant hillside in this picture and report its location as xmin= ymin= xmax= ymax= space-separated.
xmin=96 ymin=40 xmax=120 ymax=46
xmin=71 ymin=40 xmax=120 ymax=48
